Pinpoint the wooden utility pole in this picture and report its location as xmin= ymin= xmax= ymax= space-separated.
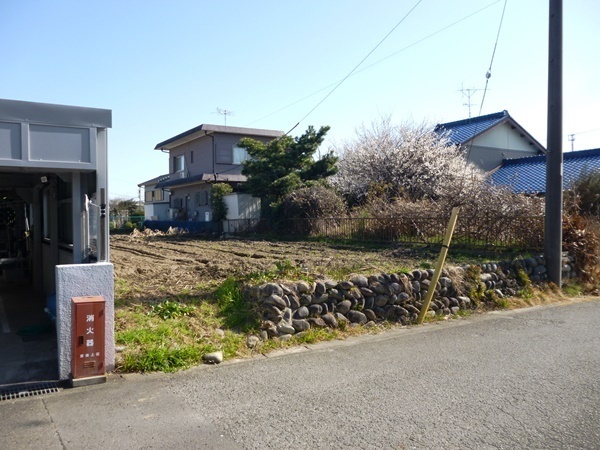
xmin=545 ymin=0 xmax=563 ymax=286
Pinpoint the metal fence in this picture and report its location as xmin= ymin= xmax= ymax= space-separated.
xmin=221 ymin=215 xmax=545 ymax=250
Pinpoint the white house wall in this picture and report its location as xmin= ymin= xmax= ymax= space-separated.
xmin=224 ymin=193 xmax=261 ymax=220
xmin=144 ymin=202 xmax=170 ymax=221
xmin=468 ymin=122 xmax=540 ymax=171
xmin=472 ymin=122 xmax=538 ymax=152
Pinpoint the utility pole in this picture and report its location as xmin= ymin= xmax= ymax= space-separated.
xmin=545 ymin=0 xmax=563 ymax=286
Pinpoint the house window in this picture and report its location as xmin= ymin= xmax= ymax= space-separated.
xmin=173 ymin=155 xmax=185 ymax=172
xmin=154 ymin=189 xmax=163 ymax=202
xmin=195 ymin=191 xmax=209 ymax=206
xmin=233 ymin=146 xmax=249 ymax=164
xmin=145 ymin=190 xmax=153 ymax=202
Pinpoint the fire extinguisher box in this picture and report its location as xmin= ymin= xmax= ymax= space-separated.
xmin=71 ymin=296 xmax=107 ymax=387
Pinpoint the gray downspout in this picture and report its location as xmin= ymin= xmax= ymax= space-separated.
xmin=207 ymin=132 xmax=216 ymax=176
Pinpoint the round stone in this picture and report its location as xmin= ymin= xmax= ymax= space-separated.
xmin=202 ymin=351 xmax=223 ymax=364
xmin=294 ymin=306 xmax=309 ymax=319
xmin=349 ymin=274 xmax=368 ymax=287
xmin=347 ymin=310 xmax=367 ymax=324
xmin=321 ymin=312 xmax=338 ymax=328
xmin=263 ymin=283 xmax=283 ymax=297
xmin=264 ymin=294 xmax=286 ymax=309
xmin=336 ymin=300 xmax=352 ymax=315
xmin=296 ymin=281 xmax=311 ymax=294
xmin=246 ymin=335 xmax=260 ymax=348
xmin=277 ymin=322 xmax=296 ymax=335
xmin=292 ymin=319 xmax=310 ymax=332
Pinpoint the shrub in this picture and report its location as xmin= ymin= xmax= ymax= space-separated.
xmin=210 ymin=183 xmax=233 ymax=221
xmin=563 ymin=212 xmax=600 ymax=284
xmin=331 ymin=118 xmax=484 ymax=205
xmin=565 ymin=169 xmax=600 ymax=217
xmin=279 ymin=185 xmax=347 ymax=219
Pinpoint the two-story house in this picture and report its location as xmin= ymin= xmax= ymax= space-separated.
xmin=434 ymin=110 xmax=546 ymax=172
xmin=139 ymin=124 xmax=283 ymax=222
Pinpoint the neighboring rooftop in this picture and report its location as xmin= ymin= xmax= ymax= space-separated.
xmin=155 ymin=124 xmax=283 ymax=150
xmin=0 ymin=98 xmax=112 ymax=128
xmin=434 ymin=110 xmax=545 ymax=152
xmin=138 ymin=174 xmax=170 ymax=187
xmin=490 ymin=148 xmax=600 ymax=194
xmin=154 ymin=173 xmax=247 ymax=189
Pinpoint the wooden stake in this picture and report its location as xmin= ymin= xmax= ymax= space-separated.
xmin=417 ymin=207 xmax=460 ymax=324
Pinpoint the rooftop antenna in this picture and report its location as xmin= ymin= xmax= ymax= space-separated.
xmin=459 ymin=84 xmax=484 ymax=118
xmin=215 ymin=107 xmax=234 ymax=126
xmin=567 ymin=133 xmax=575 ymax=151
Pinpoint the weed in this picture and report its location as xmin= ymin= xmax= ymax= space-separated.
xmin=464 ymin=265 xmax=485 ymax=307
xmin=515 ymin=268 xmax=534 ymax=299
xmin=149 ymin=300 xmax=195 ymax=320
xmin=274 ymin=259 xmax=295 ymax=277
xmin=292 ymin=328 xmax=337 ymax=344
xmin=215 ymin=278 xmax=259 ymax=331
xmin=422 ymin=313 xmax=447 ymax=323
xmin=121 ymin=344 xmax=211 ymax=372
xmin=562 ymin=282 xmax=583 ymax=297
xmin=493 ymin=297 xmax=510 ymax=309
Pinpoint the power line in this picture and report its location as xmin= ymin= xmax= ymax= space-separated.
xmin=571 ymin=127 xmax=600 ymax=135
xmin=478 ymin=0 xmax=508 ymax=116
xmin=284 ymin=0 xmax=423 ymax=136
xmin=247 ymin=0 xmax=501 ymax=127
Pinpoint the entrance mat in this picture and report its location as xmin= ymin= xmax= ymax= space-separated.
xmin=0 ymin=381 xmax=60 ymax=401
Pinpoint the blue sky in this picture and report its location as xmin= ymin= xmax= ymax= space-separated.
xmin=2 ymin=0 xmax=599 ymax=200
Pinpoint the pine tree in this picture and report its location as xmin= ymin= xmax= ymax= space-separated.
xmin=239 ymin=126 xmax=337 ymax=215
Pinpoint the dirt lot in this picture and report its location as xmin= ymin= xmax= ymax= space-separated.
xmin=110 ymin=233 xmax=451 ymax=303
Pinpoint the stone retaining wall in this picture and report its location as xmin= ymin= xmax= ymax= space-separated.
xmin=247 ymin=254 xmax=576 ymax=341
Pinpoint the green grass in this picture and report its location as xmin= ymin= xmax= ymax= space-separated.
xmin=215 ymin=278 xmax=259 ymax=331
xmin=114 ymin=292 xmax=253 ymax=373
xmin=121 ymin=345 xmax=209 ymax=372
xmin=562 ymin=282 xmax=583 ymax=296
xmin=149 ymin=300 xmax=195 ymax=320
xmin=292 ymin=328 xmax=337 ymax=344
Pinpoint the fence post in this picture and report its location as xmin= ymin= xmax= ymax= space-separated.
xmin=417 ymin=207 xmax=460 ymax=324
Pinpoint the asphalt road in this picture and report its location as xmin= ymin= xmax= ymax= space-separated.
xmin=2 ymin=298 xmax=599 ymax=449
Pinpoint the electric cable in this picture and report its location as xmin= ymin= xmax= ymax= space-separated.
xmin=284 ymin=0 xmax=423 ymax=136
xmin=478 ymin=0 xmax=508 ymax=116
xmin=247 ymin=0 xmax=501 ymax=128
xmin=463 ymin=0 xmax=508 ymax=168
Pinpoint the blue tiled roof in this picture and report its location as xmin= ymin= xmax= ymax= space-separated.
xmin=435 ymin=111 xmax=508 ymax=145
xmin=490 ymin=148 xmax=600 ymax=194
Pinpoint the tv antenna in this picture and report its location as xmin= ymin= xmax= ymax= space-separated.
xmin=568 ymin=133 xmax=575 ymax=152
xmin=215 ymin=107 xmax=234 ymax=126
xmin=459 ymin=84 xmax=484 ymax=118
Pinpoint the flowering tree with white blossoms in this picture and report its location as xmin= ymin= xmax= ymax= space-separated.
xmin=331 ymin=117 xmax=484 ymax=206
